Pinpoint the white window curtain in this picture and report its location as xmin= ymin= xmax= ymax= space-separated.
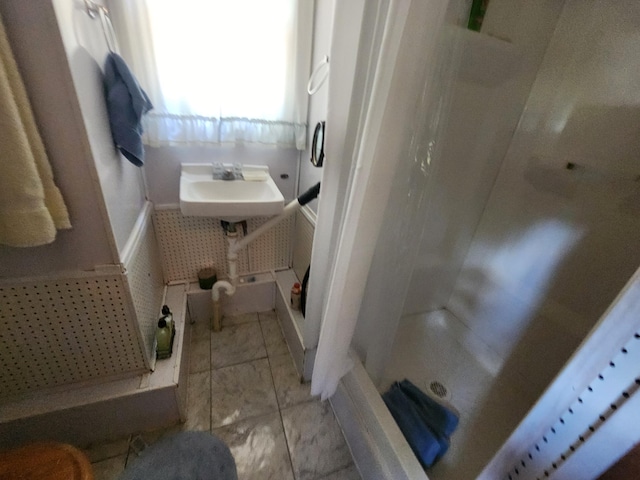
xmin=108 ymin=0 xmax=313 ymax=150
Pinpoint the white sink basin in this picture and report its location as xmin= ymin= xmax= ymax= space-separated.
xmin=180 ymin=163 xmax=284 ymax=221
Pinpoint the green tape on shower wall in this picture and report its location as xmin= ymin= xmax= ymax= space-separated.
xmin=468 ymin=0 xmax=490 ymax=31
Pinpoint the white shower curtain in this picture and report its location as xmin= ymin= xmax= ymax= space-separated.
xmin=311 ymin=0 xmax=455 ymax=399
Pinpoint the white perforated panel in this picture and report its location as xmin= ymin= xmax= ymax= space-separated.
xmin=503 ymin=332 xmax=640 ymax=480
xmin=153 ymin=209 xmax=291 ymax=282
xmin=246 ymin=215 xmax=292 ymax=274
xmin=124 ymin=217 xmax=165 ymax=364
xmin=0 ymin=275 xmax=147 ymax=399
xmin=292 ymin=208 xmax=315 ymax=282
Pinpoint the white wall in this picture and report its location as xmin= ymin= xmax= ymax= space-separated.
xmin=51 ymin=0 xmax=146 ymax=256
xmin=447 ymin=0 xmax=640 ymax=398
xmin=0 ymin=1 xmax=116 ymax=277
xmin=297 ymin=0 xmax=335 ymax=213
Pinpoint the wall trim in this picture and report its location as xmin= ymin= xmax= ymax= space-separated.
xmin=121 ymin=201 xmax=154 ymax=268
xmin=300 ymin=204 xmax=317 ymax=226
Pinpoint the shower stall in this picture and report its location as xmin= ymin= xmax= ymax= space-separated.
xmin=307 ymin=0 xmax=640 ymax=478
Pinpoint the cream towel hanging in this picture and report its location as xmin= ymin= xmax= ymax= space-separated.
xmin=0 ymin=12 xmax=71 ymax=248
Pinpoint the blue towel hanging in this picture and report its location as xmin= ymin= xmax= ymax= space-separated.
xmin=103 ymin=52 xmax=153 ymax=167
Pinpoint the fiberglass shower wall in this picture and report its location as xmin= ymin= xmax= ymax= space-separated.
xmin=352 ymin=0 xmax=567 ymax=382
xmin=444 ymin=0 xmax=640 ymax=399
xmin=406 ymin=0 xmax=640 ymax=400
xmin=350 ymin=0 xmax=640 ymax=478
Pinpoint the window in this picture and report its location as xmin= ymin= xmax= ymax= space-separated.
xmin=109 ymin=0 xmax=313 ymax=149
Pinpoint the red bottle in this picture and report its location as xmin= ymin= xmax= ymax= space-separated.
xmin=291 ymin=282 xmax=301 ymax=310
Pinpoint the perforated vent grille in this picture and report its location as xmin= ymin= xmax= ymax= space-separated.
xmin=0 ymin=276 xmax=147 ymax=399
xmin=153 ymin=209 xmax=291 ymax=282
xmin=125 ymin=218 xmax=165 ymax=364
xmin=503 ymin=332 xmax=640 ymax=480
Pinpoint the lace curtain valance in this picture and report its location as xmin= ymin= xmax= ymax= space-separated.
xmin=108 ymin=0 xmax=313 ymax=150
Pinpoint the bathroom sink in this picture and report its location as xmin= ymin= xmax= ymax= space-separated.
xmin=180 ymin=163 xmax=284 ymax=221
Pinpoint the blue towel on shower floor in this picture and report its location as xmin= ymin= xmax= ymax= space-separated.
xmin=398 ymin=379 xmax=459 ymax=437
xmin=382 ymin=379 xmax=459 ymax=468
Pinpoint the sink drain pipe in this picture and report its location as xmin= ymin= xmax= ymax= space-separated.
xmin=211 ymin=182 xmax=320 ymax=331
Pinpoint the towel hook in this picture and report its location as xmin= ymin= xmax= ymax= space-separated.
xmin=307 ymin=55 xmax=330 ymax=95
xmin=98 ymin=7 xmax=119 ymax=53
xmin=84 ymin=0 xmax=119 ymax=53
xmin=84 ymin=0 xmax=104 ymax=19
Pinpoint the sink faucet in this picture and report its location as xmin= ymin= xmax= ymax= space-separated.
xmin=222 ymin=168 xmax=235 ymax=180
xmin=213 ymin=162 xmax=243 ymax=181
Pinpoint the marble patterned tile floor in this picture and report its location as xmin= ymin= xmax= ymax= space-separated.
xmin=87 ymin=310 xmax=361 ymax=480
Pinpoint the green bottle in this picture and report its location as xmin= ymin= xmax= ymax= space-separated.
xmin=156 ymin=316 xmax=172 ymax=359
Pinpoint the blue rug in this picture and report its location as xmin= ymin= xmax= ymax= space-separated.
xmin=119 ymin=431 xmax=237 ymax=480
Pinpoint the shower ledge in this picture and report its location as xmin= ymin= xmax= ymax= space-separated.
xmin=0 ymin=283 xmax=190 ymax=450
xmin=275 ymin=269 xmax=316 ymax=381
